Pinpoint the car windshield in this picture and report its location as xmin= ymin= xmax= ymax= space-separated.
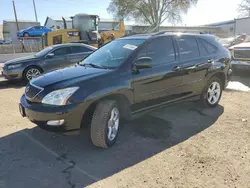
xmin=35 ymin=46 xmax=53 ymax=57
xmin=80 ymin=39 xmax=145 ymax=69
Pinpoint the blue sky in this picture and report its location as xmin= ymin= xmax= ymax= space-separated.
xmin=0 ymin=0 xmax=242 ymax=26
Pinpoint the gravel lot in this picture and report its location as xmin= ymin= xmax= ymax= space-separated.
xmin=0 ymin=72 xmax=249 ymax=188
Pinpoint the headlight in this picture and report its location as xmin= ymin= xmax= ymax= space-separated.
xmin=41 ymin=87 xmax=79 ymax=106
xmin=8 ymin=64 xmax=22 ymax=69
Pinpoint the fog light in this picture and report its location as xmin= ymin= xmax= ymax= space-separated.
xmin=47 ymin=120 xmax=64 ymax=126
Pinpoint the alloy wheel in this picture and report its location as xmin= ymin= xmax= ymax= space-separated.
xmin=26 ymin=68 xmax=41 ymax=80
xmin=207 ymin=81 xmax=221 ymax=105
xmin=107 ymin=107 xmax=119 ymax=141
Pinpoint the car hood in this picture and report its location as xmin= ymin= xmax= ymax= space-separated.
xmin=31 ymin=65 xmax=111 ymax=88
xmin=4 ymin=55 xmax=38 ymax=65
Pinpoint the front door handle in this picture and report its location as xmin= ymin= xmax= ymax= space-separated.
xmin=172 ymin=66 xmax=181 ymax=71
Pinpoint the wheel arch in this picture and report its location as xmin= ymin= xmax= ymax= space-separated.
xmin=22 ymin=65 xmax=44 ymax=79
xmin=208 ymin=72 xmax=226 ymax=89
xmin=23 ymin=32 xmax=30 ymax=36
xmin=81 ymin=93 xmax=132 ymax=128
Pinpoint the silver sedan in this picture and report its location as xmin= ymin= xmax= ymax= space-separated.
xmin=2 ymin=43 xmax=96 ymax=81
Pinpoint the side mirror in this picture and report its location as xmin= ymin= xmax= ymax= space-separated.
xmin=135 ymin=57 xmax=152 ymax=70
xmin=46 ymin=53 xmax=54 ymax=58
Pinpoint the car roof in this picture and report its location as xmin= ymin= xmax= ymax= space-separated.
xmin=120 ymin=31 xmax=216 ymax=40
xmin=51 ymin=43 xmax=97 ymax=50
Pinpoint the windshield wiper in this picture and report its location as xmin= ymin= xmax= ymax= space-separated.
xmin=80 ymin=63 xmax=108 ymax=69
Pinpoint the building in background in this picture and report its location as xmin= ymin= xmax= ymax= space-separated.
xmin=205 ymin=17 xmax=250 ymax=37
xmin=235 ymin=17 xmax=250 ymax=36
xmin=98 ymin=18 xmax=120 ymax=32
xmin=3 ymin=20 xmax=40 ymax=42
xmin=2 ymin=16 xmax=250 ymax=43
xmin=128 ymin=25 xmax=225 ymax=37
xmin=205 ymin=20 xmax=235 ymax=37
xmin=0 ymin=24 xmax=3 ymax=40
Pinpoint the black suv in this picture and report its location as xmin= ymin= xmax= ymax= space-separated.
xmin=19 ymin=32 xmax=232 ymax=148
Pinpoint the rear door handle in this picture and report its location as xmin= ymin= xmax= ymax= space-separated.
xmin=172 ymin=66 xmax=181 ymax=71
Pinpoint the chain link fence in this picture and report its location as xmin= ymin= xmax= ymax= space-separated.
xmin=0 ymin=38 xmax=43 ymax=54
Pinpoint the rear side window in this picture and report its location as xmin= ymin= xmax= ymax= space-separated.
xmin=197 ymin=39 xmax=209 ymax=56
xmin=71 ymin=46 xmax=92 ymax=53
xmin=53 ymin=47 xmax=71 ymax=56
xmin=199 ymin=38 xmax=217 ymax=54
xmin=177 ymin=36 xmax=199 ymax=60
xmin=137 ymin=37 xmax=176 ymax=66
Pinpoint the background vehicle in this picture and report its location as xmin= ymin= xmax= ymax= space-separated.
xmin=218 ymin=37 xmax=236 ymax=48
xmin=229 ymin=42 xmax=250 ymax=71
xmin=2 ymin=43 xmax=96 ymax=81
xmin=43 ymin=13 xmax=125 ymax=48
xmin=0 ymin=40 xmax=12 ymax=45
xmin=98 ymin=19 xmax=125 ymax=47
xmin=19 ymin=32 xmax=232 ymax=148
xmin=43 ymin=14 xmax=100 ymax=48
xmin=218 ymin=34 xmax=249 ymax=48
xmin=17 ymin=26 xmax=52 ymax=37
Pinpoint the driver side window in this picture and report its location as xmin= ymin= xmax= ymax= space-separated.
xmin=52 ymin=47 xmax=71 ymax=56
xmin=136 ymin=37 xmax=176 ymax=66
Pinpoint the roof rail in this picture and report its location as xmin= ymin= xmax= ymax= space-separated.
xmin=122 ymin=32 xmax=143 ymax=37
xmin=153 ymin=30 xmax=205 ymax=36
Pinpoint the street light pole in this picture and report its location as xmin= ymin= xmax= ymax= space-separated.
xmin=12 ymin=0 xmax=19 ymax=31
xmin=32 ymin=0 xmax=38 ymax=22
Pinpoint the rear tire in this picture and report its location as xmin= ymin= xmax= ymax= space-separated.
xmin=90 ymin=100 xmax=120 ymax=148
xmin=199 ymin=76 xmax=223 ymax=108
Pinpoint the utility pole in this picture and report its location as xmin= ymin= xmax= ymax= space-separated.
xmin=12 ymin=0 xmax=19 ymax=31
xmin=32 ymin=0 xmax=38 ymax=22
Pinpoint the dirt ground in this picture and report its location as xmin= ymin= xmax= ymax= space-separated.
xmin=0 ymin=73 xmax=249 ymax=188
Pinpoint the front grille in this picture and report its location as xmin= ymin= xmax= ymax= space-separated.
xmin=233 ymin=48 xmax=250 ymax=60
xmin=25 ymin=83 xmax=43 ymax=99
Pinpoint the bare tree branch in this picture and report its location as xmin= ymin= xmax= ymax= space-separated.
xmin=238 ymin=0 xmax=250 ymax=18
xmin=107 ymin=0 xmax=197 ymax=26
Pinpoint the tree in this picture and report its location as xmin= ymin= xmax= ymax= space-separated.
xmin=107 ymin=0 xmax=198 ymax=30
xmin=238 ymin=0 xmax=250 ymax=18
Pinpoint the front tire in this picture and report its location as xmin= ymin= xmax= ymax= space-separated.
xmin=200 ymin=76 xmax=223 ymax=108
xmin=23 ymin=32 xmax=30 ymax=37
xmin=23 ymin=66 xmax=42 ymax=82
xmin=90 ymin=100 xmax=120 ymax=148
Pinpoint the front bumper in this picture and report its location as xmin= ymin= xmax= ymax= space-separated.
xmin=2 ymin=68 xmax=24 ymax=80
xmin=20 ymin=95 xmax=85 ymax=133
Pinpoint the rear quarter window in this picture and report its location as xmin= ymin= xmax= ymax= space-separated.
xmin=199 ymin=38 xmax=217 ymax=54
